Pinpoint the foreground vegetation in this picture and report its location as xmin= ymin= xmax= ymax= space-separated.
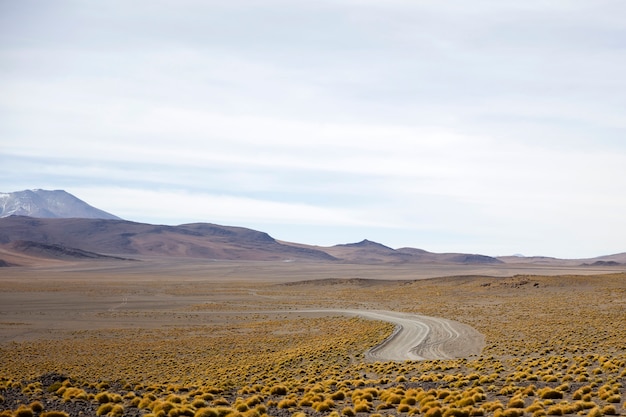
xmin=1 ymin=272 xmax=624 ymax=417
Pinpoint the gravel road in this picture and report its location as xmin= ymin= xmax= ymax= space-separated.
xmin=299 ymin=309 xmax=484 ymax=361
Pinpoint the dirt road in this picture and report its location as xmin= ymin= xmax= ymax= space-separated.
xmin=300 ymin=309 xmax=484 ymax=361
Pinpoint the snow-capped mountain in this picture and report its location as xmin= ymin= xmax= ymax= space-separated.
xmin=0 ymin=189 xmax=121 ymax=220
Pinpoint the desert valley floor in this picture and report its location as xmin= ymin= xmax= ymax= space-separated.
xmin=1 ymin=259 xmax=625 ymax=417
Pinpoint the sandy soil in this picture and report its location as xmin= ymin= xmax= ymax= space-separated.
xmin=0 ymin=258 xmax=622 ymax=351
xmin=0 ymin=294 xmax=484 ymax=361
xmin=0 ymin=260 xmax=488 ymax=360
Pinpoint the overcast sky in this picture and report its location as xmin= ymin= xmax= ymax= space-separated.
xmin=1 ymin=1 xmax=625 ymax=258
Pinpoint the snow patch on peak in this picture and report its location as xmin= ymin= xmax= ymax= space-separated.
xmin=0 ymin=189 xmax=122 ymax=220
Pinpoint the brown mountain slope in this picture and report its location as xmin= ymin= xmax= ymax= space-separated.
xmin=0 ymin=217 xmax=504 ymax=265
xmin=7 ymin=240 xmax=130 ymax=261
xmin=322 ymin=239 xmax=415 ymax=263
xmin=588 ymin=252 xmax=626 ymax=263
xmin=0 ymin=216 xmax=336 ymax=263
xmin=284 ymin=239 xmax=503 ymax=264
xmin=1 ymin=216 xmax=621 ymax=267
xmin=397 ymin=247 xmax=503 ymax=264
xmin=497 ymin=252 xmax=626 ymax=266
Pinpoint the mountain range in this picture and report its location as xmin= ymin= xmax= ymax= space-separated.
xmin=0 ymin=189 xmax=624 ymax=267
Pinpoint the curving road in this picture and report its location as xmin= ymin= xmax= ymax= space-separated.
xmin=299 ymin=309 xmax=484 ymax=361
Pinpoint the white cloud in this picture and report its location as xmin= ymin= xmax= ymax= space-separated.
xmin=71 ymin=186 xmax=391 ymax=229
xmin=2 ymin=1 xmax=625 ymax=258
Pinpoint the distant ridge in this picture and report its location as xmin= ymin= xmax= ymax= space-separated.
xmin=336 ymin=239 xmax=395 ymax=250
xmin=0 ymin=216 xmax=507 ymax=266
xmin=0 ymin=189 xmax=121 ymax=220
xmin=0 ymin=216 xmax=337 ymax=263
xmin=8 ymin=240 xmax=130 ymax=261
xmin=0 ymin=189 xmax=623 ymax=268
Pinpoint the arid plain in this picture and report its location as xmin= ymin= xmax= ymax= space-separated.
xmin=1 ymin=258 xmax=625 ymax=417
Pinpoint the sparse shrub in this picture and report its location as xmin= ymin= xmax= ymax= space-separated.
xmin=458 ymin=397 xmax=475 ymax=407
xmin=234 ymin=402 xmax=248 ymax=412
xmin=438 ymin=390 xmax=452 ymax=399
xmin=443 ymin=408 xmax=470 ymax=417
xmin=354 ymin=401 xmax=371 ymax=412
xmin=501 ymin=408 xmax=522 ymax=417
xmin=384 ymin=393 xmax=403 ymax=404
xmin=587 ymin=407 xmax=602 ymax=417
xmin=277 ymin=399 xmax=296 ymax=409
xmin=297 ymin=397 xmax=312 ymax=407
xmin=601 ymin=405 xmax=617 ymax=415
xmin=166 ymin=394 xmax=183 ymax=404
xmin=13 ymin=406 xmax=34 ymax=417
xmin=245 ymin=395 xmax=263 ymax=407
xmin=62 ymin=387 xmax=88 ymax=401
xmin=180 ymin=407 xmax=197 ymax=417
xmin=341 ymin=406 xmax=356 ymax=416
xmin=214 ymin=407 xmax=235 ymax=417
xmin=313 ymin=399 xmax=335 ymax=412
xmin=539 ymin=388 xmax=563 ymax=400
xmin=330 ymin=390 xmax=345 ymax=400
xmin=109 ymin=404 xmax=124 ymax=417
xmin=606 ymin=394 xmax=621 ymax=403
xmin=376 ymin=402 xmax=394 ymax=411
xmin=425 ymin=407 xmax=443 ymax=417
xmin=192 ymin=399 xmax=207 ymax=408
xmin=96 ymin=382 xmax=110 ymax=390
xmin=194 ymin=408 xmax=219 ymax=417
xmin=138 ymin=397 xmax=154 ymax=409
xmin=483 ymin=401 xmax=504 ymax=412
xmin=96 ymin=403 xmax=114 ymax=416
xmin=95 ymin=392 xmax=111 ymax=404
xmin=153 ymin=401 xmax=178 ymax=415
xmin=29 ymin=401 xmax=43 ymax=412
xmin=253 ymin=404 xmax=267 ymax=415
xmin=47 ymin=382 xmax=62 ymax=393
xmin=546 ymin=405 xmax=564 ymax=415
xmin=556 ymin=383 xmax=570 ymax=392
xmin=526 ymin=403 xmax=544 ymax=413
xmin=403 ymin=396 xmax=418 ymax=406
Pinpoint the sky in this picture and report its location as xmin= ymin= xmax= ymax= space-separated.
xmin=1 ymin=1 xmax=625 ymax=258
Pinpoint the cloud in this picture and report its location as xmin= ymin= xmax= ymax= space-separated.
xmin=1 ymin=1 xmax=625 ymax=258
xmin=69 ymin=186 xmax=393 ymax=229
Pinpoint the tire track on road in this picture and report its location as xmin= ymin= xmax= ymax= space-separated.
xmin=297 ymin=309 xmax=484 ymax=361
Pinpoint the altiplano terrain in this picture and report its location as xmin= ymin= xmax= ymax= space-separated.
xmin=1 ymin=259 xmax=624 ymax=417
